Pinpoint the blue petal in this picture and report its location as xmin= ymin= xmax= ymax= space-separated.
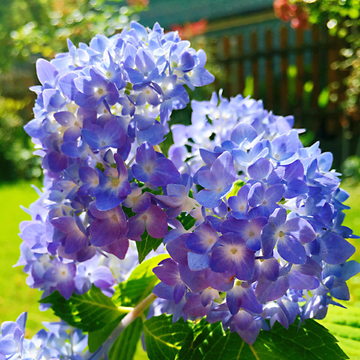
xmin=36 ymin=58 xmax=58 ymax=85
xmin=277 ymin=235 xmax=307 ymax=264
xmin=188 ymin=252 xmax=210 ymax=271
xmin=196 ymin=189 xmax=221 ymax=208
xmin=323 ymin=232 xmax=355 ymax=265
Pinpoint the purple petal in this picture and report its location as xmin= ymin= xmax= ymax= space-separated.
xmin=153 ymin=282 xmax=174 ymax=300
xmin=150 ymin=158 xmax=180 ymax=187
xmin=36 ymin=59 xmax=58 ymax=85
xmin=153 ymin=258 xmax=180 ymax=287
xmin=248 ymin=158 xmax=273 ymax=181
xmin=100 ymin=237 xmax=129 ymax=260
xmin=323 ymin=232 xmax=355 ymax=265
xmin=284 ymin=218 xmax=316 ymax=243
xmin=260 ymin=258 xmax=279 ymax=281
xmin=233 ymin=310 xmax=254 ymax=331
xmin=183 ymin=295 xmax=210 ymax=317
xmin=248 ymin=183 xmax=265 ymax=207
xmin=255 ymin=275 xmax=289 ymax=304
xmin=188 ymin=252 xmax=210 ymax=271
xmin=54 ymin=111 xmax=76 ymax=127
xmin=174 ymin=282 xmax=186 ymax=304
xmin=95 ymin=188 xmax=122 ymax=211
xmin=59 ymin=72 xmax=79 ymax=100
xmin=277 ymin=235 xmax=307 ymax=264
xmin=65 ymin=231 xmax=88 ymax=254
xmin=0 ymin=336 xmax=18 ymax=354
xmin=91 ymin=266 xmax=115 ymax=288
xmin=179 ymin=265 xmax=208 ymax=293
xmin=143 ymin=205 xmax=168 ymax=239
xmin=230 ymin=123 xmax=257 ymax=145
xmin=210 ymin=246 xmax=233 ymax=273
xmin=288 ymin=270 xmax=318 ymax=290
xmin=58 ymin=278 xmax=75 ymax=300
xmin=166 ymin=234 xmax=189 ymax=265
xmin=90 ymin=217 xmax=121 ymax=246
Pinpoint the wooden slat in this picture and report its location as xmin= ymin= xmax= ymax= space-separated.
xmin=237 ymin=35 xmax=245 ymax=95
xmin=280 ymin=26 xmax=288 ymax=114
xmin=311 ymin=25 xmax=321 ymax=109
xmin=265 ymin=29 xmax=273 ymax=110
xmin=223 ymin=36 xmax=231 ymax=96
xmin=295 ymin=29 xmax=305 ymax=104
xmin=327 ymin=31 xmax=340 ymax=109
xmin=210 ymin=38 xmax=220 ymax=91
xmin=251 ymin=31 xmax=259 ymax=99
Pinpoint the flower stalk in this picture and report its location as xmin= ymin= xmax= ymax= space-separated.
xmin=88 ymin=293 xmax=157 ymax=359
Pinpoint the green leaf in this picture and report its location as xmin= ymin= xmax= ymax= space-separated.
xmin=143 ymin=314 xmax=193 ymax=360
xmin=136 ymin=230 xmax=163 ymax=263
xmin=108 ymin=317 xmax=144 ymax=360
xmin=177 ymin=318 xmax=348 ymax=360
xmin=319 ymin=305 xmax=360 ymax=359
xmin=143 ymin=315 xmax=347 ymax=360
xmin=114 ymin=254 xmax=169 ymax=307
xmin=40 ymin=285 xmax=125 ymax=332
xmin=177 ymin=213 xmax=196 ymax=230
xmin=88 ymin=318 xmax=122 ymax=353
xmin=123 ymin=205 xmax=136 ymax=219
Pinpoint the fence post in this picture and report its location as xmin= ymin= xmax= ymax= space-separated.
xmin=265 ymin=29 xmax=274 ymax=111
xmin=223 ymin=36 xmax=231 ymax=96
xmin=280 ymin=26 xmax=288 ymax=114
xmin=251 ymin=31 xmax=259 ymax=99
xmin=311 ymin=25 xmax=321 ymax=110
xmin=295 ymin=28 xmax=305 ymax=107
xmin=237 ymin=35 xmax=245 ymax=95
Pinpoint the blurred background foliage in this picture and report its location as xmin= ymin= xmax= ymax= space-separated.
xmin=280 ymin=0 xmax=360 ymax=114
xmin=0 ymin=0 xmax=148 ymax=71
xmin=275 ymin=0 xmax=360 ymax=177
xmin=301 ymin=0 xmax=360 ymax=114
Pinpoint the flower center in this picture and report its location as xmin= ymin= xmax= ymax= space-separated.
xmin=111 ymin=178 xmax=120 ymax=187
xmin=144 ymin=164 xmax=153 ymax=174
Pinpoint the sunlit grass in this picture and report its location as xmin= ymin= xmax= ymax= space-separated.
xmin=340 ymin=182 xmax=360 ymax=307
xmin=0 ymin=181 xmax=57 ymax=337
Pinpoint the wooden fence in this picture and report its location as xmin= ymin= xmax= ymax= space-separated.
xmin=203 ymin=23 xmax=352 ymax=167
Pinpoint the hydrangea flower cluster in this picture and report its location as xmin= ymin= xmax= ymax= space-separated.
xmin=18 ymin=20 xmax=213 ymax=303
xmin=5 ymin=19 xmax=359 ymax=357
xmin=168 ymin=90 xmax=293 ymax=173
xmin=153 ymin=91 xmax=360 ymax=344
xmin=0 ymin=312 xmax=87 ymax=360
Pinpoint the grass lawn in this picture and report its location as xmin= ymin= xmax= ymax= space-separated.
xmin=318 ymin=182 xmax=360 ymax=359
xmin=0 ymin=180 xmax=359 ymax=357
xmin=0 ymin=181 xmax=58 ymax=337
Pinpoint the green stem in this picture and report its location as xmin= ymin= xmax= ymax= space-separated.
xmin=88 ymin=293 xmax=157 ymax=359
xmin=117 ymin=306 xmax=134 ymax=314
